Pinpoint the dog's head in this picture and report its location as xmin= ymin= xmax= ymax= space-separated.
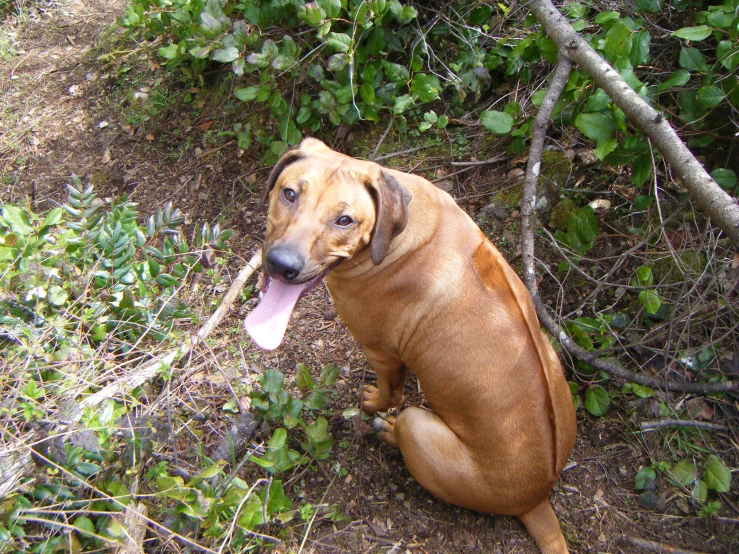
xmin=245 ymin=138 xmax=411 ymax=350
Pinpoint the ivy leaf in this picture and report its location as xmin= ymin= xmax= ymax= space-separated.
xmin=584 ymin=385 xmax=610 ymax=417
xmin=212 ymin=47 xmax=240 ymax=63
xmin=396 ymin=4 xmax=417 ymax=25
xmin=673 ymin=25 xmax=712 ymax=42
xmin=480 ymin=110 xmax=514 ymax=135
xmin=692 ymin=479 xmax=708 ymax=502
xmin=632 ymin=265 xmax=654 ymax=287
xmin=200 ymin=12 xmax=222 ymax=33
xmin=574 ymin=113 xmax=615 ymax=142
xmin=604 ymin=21 xmax=632 ymax=62
xmin=593 ymin=138 xmax=617 ymax=161
xmin=703 ymin=455 xmax=731 ymax=492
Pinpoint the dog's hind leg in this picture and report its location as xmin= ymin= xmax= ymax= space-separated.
xmin=373 ymin=408 xmax=569 ymax=554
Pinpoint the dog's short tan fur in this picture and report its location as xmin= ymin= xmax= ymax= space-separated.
xmin=260 ymin=139 xmax=577 ymax=553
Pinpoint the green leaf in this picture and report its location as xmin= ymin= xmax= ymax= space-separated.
xmin=1 ymin=205 xmax=34 ymax=235
xmin=325 ymin=32 xmax=351 ymax=53
xmin=679 ymin=47 xmax=707 ymax=72
xmin=594 ymin=11 xmax=620 ymax=25
xmin=632 ymin=195 xmax=653 ymax=211
xmin=48 ymin=285 xmax=68 ymax=307
xmin=381 ymin=60 xmax=409 ymax=84
xmin=316 ymin=0 xmax=341 ymax=19
xmin=574 ymin=113 xmax=615 ymax=142
xmin=480 ymin=110 xmax=514 ymax=135
xmin=669 ymin=461 xmax=697 ymax=486
xmin=638 ymin=290 xmax=661 ymax=315
xmin=74 ymin=516 xmax=96 ymax=536
xmin=212 ymin=47 xmax=240 ymax=63
xmin=298 ymin=3 xmax=327 ymax=27
xmin=656 ymin=70 xmax=690 ymax=92
xmin=392 ymin=94 xmax=414 ymax=114
xmin=410 ymin=73 xmax=442 ymax=102
xmin=158 ymin=43 xmax=180 ymax=60
xmin=262 ymin=369 xmax=284 ymax=394
xmin=635 ymin=0 xmax=662 ymax=14
xmin=306 ymin=390 xmax=330 ymax=409
xmin=268 ymin=428 xmax=288 ymax=450
xmin=319 ymin=363 xmax=340 ymax=386
xmin=295 ymin=363 xmax=315 ymax=391
xmin=604 ymin=21 xmax=633 ymax=62
xmin=593 ymin=138 xmax=617 ymax=161
xmin=710 ymin=168 xmax=737 ymax=190
xmin=697 ymin=86 xmax=724 ymax=108
xmin=584 ymin=385 xmax=610 ymax=416
xmin=703 ymin=455 xmax=731 ymax=492
xmin=396 ymin=4 xmax=417 ymax=25
xmin=692 ymin=479 xmax=708 ymax=502
xmin=632 ymin=153 xmax=652 ymax=186
xmin=437 ymin=115 xmax=449 ymax=129
xmin=634 ymin=467 xmax=656 ymax=490
xmin=41 ymin=208 xmax=64 ymax=230
xmin=264 ymin=480 xmax=292 ymax=514
xmin=673 ymin=26 xmax=712 ymax=42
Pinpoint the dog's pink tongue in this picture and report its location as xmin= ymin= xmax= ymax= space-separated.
xmin=244 ymin=279 xmax=308 ymax=350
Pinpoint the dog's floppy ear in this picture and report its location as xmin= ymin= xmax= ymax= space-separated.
xmin=258 ymin=148 xmax=303 ymax=209
xmin=367 ymin=170 xmax=412 ymax=265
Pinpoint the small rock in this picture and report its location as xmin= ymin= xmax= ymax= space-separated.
xmin=638 ymin=491 xmax=658 ymax=510
xmin=197 ymin=191 xmax=209 ymax=201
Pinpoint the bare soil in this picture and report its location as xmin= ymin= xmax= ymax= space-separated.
xmin=1 ymin=2 xmax=737 ymax=553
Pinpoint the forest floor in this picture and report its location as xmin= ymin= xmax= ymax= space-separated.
xmin=1 ymin=1 xmax=737 ymax=553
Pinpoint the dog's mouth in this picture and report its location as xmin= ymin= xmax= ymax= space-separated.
xmin=243 ymin=268 xmax=332 ymax=351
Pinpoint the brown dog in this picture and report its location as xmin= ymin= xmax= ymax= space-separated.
xmin=245 ymin=138 xmax=577 ymax=553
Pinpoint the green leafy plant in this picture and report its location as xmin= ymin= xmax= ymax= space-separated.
xmin=249 ymin=364 xmax=339 ymax=472
xmin=554 ymin=204 xmax=599 ymax=265
xmin=634 ymin=454 xmax=732 ymax=516
xmin=0 ymin=178 xmax=234 ymax=551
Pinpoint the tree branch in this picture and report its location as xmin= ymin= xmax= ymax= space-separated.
xmin=519 ymin=53 xmax=737 ymax=394
xmin=639 ymin=419 xmax=729 ymax=432
xmin=527 ymin=0 xmax=739 ymax=246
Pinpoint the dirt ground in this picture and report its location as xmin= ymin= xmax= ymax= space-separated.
xmin=1 ymin=1 xmax=737 ymax=553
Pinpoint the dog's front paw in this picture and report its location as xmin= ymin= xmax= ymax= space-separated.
xmin=360 ymin=385 xmax=405 ymax=415
xmin=372 ymin=412 xmax=398 ymax=447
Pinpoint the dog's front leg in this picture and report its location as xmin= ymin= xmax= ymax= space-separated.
xmin=359 ymin=346 xmax=406 ymax=415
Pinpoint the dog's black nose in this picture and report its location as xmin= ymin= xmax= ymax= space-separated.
xmin=266 ymin=246 xmax=304 ymax=281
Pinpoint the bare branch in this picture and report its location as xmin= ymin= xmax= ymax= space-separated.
xmin=639 ymin=419 xmax=729 ymax=432
xmin=527 ymin=0 xmax=739 ymax=246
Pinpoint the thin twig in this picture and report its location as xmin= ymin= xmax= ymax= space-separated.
xmin=372 ymin=145 xmax=427 ymax=161
xmin=450 ymin=154 xmax=508 ymax=167
xmin=369 ymin=120 xmax=393 ymax=161
xmin=639 ymin=419 xmax=729 ymax=432
xmin=621 ymin=535 xmax=709 ymax=554
xmin=521 ymin=53 xmax=572 ymax=292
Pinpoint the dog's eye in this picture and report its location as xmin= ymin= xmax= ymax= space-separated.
xmin=336 ymin=215 xmax=353 ymax=227
xmin=282 ymin=188 xmax=296 ymax=203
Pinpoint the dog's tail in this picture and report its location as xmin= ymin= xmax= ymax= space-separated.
xmin=518 ymin=498 xmax=569 ymax=554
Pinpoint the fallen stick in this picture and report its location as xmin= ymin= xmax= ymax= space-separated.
xmin=622 ymin=535 xmax=710 ymax=554
xmin=639 ymin=419 xmax=729 ymax=432
xmin=0 ymin=252 xmax=263 ymax=497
